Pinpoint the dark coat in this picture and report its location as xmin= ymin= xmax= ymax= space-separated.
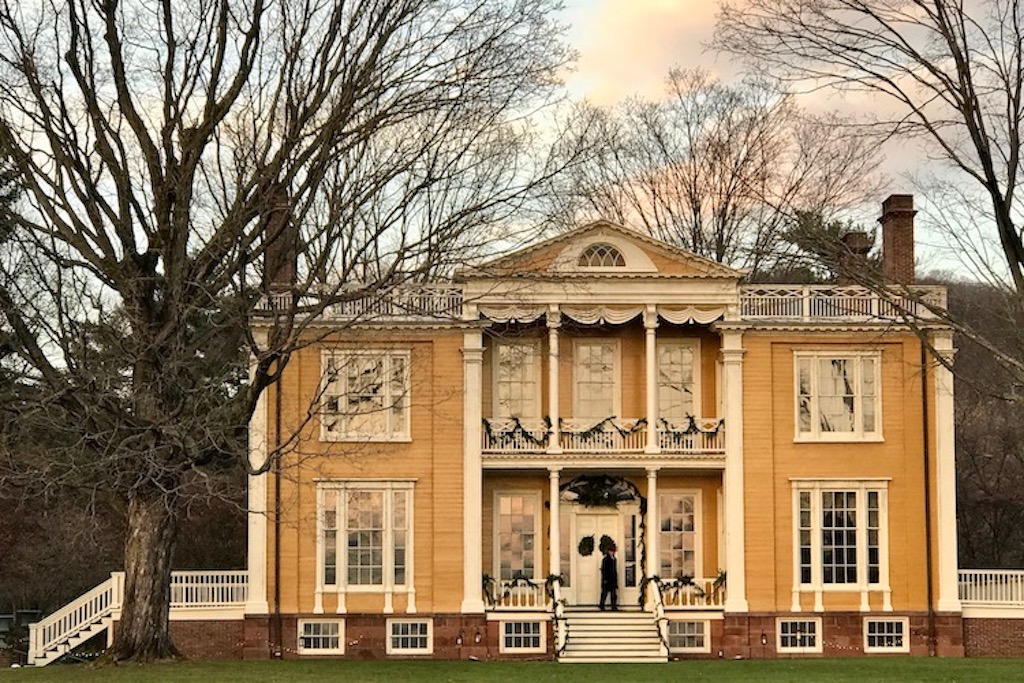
xmin=600 ymin=552 xmax=618 ymax=588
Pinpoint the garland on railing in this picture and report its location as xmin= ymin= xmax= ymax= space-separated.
xmin=545 ymin=574 xmax=569 ymax=656
xmin=659 ymin=416 xmax=723 ymax=436
xmin=637 ymin=571 xmax=728 ymax=607
xmin=482 ymin=573 xmax=543 ymax=608
xmin=560 ymin=416 xmax=648 ymax=440
xmin=482 ymin=416 xmax=551 ymax=447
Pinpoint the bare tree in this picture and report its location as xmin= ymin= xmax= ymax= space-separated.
xmin=0 ymin=0 xmax=574 ymax=661
xmin=548 ymin=69 xmax=882 ymax=277
xmin=716 ymin=0 xmax=1024 ymax=292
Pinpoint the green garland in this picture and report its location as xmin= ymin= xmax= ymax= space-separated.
xmin=560 ymin=416 xmax=648 ymax=440
xmin=482 ymin=416 xmax=551 ymax=447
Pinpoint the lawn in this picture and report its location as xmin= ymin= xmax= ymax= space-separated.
xmin=4 ymin=659 xmax=1024 ymax=682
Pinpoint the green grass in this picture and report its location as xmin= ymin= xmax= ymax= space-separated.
xmin=4 ymin=659 xmax=1024 ymax=683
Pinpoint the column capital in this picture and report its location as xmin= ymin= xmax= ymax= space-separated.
xmin=720 ymin=348 xmax=746 ymax=364
xmin=461 ymin=346 xmax=484 ymax=362
xmin=548 ymin=466 xmax=563 ymax=476
xmin=546 ymin=305 xmax=561 ymax=328
xmin=643 ymin=305 xmax=659 ymax=330
xmin=645 ymin=466 xmax=660 ymax=476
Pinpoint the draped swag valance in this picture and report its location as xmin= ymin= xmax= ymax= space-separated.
xmin=478 ymin=305 xmax=725 ymax=325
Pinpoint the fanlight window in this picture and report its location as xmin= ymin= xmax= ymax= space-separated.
xmin=578 ymin=243 xmax=626 ymax=268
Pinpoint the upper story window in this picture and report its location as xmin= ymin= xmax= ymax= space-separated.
xmin=322 ymin=350 xmax=410 ymax=441
xmin=574 ymin=340 xmax=619 ymax=418
xmin=794 ymin=351 xmax=880 ymax=442
xmin=658 ymin=341 xmax=699 ymax=420
xmin=578 ymin=243 xmax=626 ymax=268
xmin=494 ymin=340 xmax=541 ymax=419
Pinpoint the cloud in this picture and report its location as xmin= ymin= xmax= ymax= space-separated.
xmin=563 ymin=0 xmax=725 ymax=104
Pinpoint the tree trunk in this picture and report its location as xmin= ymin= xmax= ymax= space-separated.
xmin=109 ymin=489 xmax=181 ymax=662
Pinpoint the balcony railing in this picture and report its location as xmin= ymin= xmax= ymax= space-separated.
xmin=660 ymin=577 xmax=727 ymax=610
xmin=959 ymin=569 xmax=1024 ymax=606
xmin=256 ymin=285 xmax=463 ymax=320
xmin=481 ymin=417 xmax=725 ymax=457
xmin=739 ymin=285 xmax=946 ymax=321
xmin=484 ymin=577 xmax=549 ymax=611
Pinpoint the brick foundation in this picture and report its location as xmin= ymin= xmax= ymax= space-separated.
xmin=963 ymin=618 xmax=1024 ymax=657
xmin=169 ymin=620 xmax=245 ymax=659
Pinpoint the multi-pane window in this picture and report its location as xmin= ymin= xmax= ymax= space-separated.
xmin=578 ymin=243 xmax=625 ymax=268
xmin=322 ymin=350 xmax=410 ymax=440
xmin=864 ymin=618 xmax=908 ymax=653
xmin=795 ymin=352 xmax=880 ymax=440
xmin=297 ymin=620 xmax=344 ymax=654
xmin=320 ymin=482 xmax=412 ymax=589
xmin=623 ymin=513 xmax=638 ymax=587
xmin=668 ymin=620 xmax=708 ymax=653
xmin=660 ymin=493 xmax=698 ymax=579
xmin=778 ymin=619 xmax=821 ymax=653
xmin=387 ymin=619 xmax=432 ymax=654
xmin=501 ymin=621 xmax=544 ymax=652
xmin=497 ymin=493 xmax=538 ymax=580
xmin=795 ymin=481 xmax=886 ymax=590
xmin=495 ymin=341 xmax=540 ymax=418
xmin=658 ymin=342 xmax=698 ymax=419
xmin=574 ymin=341 xmax=617 ymax=418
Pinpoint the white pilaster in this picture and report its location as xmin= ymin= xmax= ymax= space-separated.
xmin=549 ymin=468 xmax=562 ymax=578
xmin=933 ymin=332 xmax=961 ymax=612
xmin=461 ymin=313 xmax=486 ymax=613
xmin=721 ymin=329 xmax=749 ymax=612
xmin=547 ymin=306 xmax=562 ymax=453
xmin=644 ymin=306 xmax=660 ymax=454
xmin=646 ymin=467 xmax=659 ymax=584
xmin=245 ymin=339 xmax=270 ymax=615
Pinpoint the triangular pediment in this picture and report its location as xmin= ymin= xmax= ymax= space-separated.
xmin=465 ymin=220 xmax=745 ymax=280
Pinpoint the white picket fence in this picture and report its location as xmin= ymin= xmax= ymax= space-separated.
xmin=28 ymin=570 xmax=247 ymax=666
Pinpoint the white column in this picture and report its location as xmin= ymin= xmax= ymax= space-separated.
xmin=721 ymin=328 xmax=749 ymax=612
xmin=646 ymin=467 xmax=659 ymax=583
xmin=644 ymin=306 xmax=660 ymax=454
xmin=933 ymin=332 xmax=961 ymax=612
xmin=549 ymin=468 xmax=562 ymax=578
xmin=547 ymin=306 xmax=562 ymax=453
xmin=245 ymin=339 xmax=270 ymax=615
xmin=461 ymin=311 xmax=486 ymax=613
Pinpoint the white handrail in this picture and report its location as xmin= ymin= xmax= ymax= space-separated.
xmin=959 ymin=569 xmax=1024 ymax=606
xmin=29 ymin=570 xmax=249 ymax=664
xmin=550 ymin=579 xmax=567 ymax=655
xmin=649 ymin=579 xmax=670 ymax=656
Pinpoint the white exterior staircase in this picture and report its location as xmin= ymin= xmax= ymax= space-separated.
xmin=558 ymin=608 xmax=667 ymax=663
xmin=27 ymin=570 xmax=247 ymax=667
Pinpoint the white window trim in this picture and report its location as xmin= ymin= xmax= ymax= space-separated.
xmin=386 ymin=618 xmax=433 ymax=655
xmin=666 ymin=618 xmax=711 ymax=654
xmin=658 ymin=489 xmax=703 ymax=581
xmin=793 ymin=350 xmax=882 ymax=443
xmin=498 ymin=620 xmax=547 ymax=654
xmin=491 ymin=338 xmax=543 ymax=419
xmin=657 ymin=339 xmax=702 ymax=420
xmin=776 ymin=617 xmax=823 ymax=654
xmin=790 ymin=479 xmax=892 ymax=613
xmin=297 ymin=619 xmax=345 ymax=655
xmin=320 ymin=349 xmax=412 ymax=443
xmin=572 ymin=338 xmax=621 ymax=419
xmin=863 ymin=617 xmax=910 ymax=653
xmin=315 ymin=479 xmax=416 ymax=615
xmin=493 ymin=490 xmax=543 ymax=581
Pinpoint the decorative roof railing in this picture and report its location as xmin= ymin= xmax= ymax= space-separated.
xmin=255 ymin=283 xmax=947 ymax=324
xmin=739 ymin=285 xmax=946 ymax=322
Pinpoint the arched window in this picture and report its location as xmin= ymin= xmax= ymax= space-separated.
xmin=578 ymin=243 xmax=626 ymax=268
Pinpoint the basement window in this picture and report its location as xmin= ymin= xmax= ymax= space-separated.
xmin=297 ymin=619 xmax=344 ymax=655
xmin=777 ymin=618 xmax=822 ymax=654
xmin=500 ymin=621 xmax=544 ymax=653
xmin=387 ymin=619 xmax=432 ymax=655
xmin=864 ymin=618 xmax=909 ymax=653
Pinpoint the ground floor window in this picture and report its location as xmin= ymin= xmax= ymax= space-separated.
xmin=777 ymin=618 xmax=821 ymax=654
xmin=495 ymin=492 xmax=540 ymax=580
xmin=387 ymin=619 xmax=432 ymax=655
xmin=668 ymin=620 xmax=710 ymax=653
xmin=500 ymin=621 xmax=545 ymax=653
xmin=864 ymin=617 xmax=909 ymax=653
xmin=660 ymin=492 xmax=699 ymax=579
xmin=297 ymin=620 xmax=344 ymax=655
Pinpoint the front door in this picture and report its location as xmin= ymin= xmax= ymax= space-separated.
xmin=574 ymin=512 xmax=620 ymax=606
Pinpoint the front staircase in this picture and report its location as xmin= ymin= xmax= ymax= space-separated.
xmin=558 ymin=607 xmax=667 ymax=663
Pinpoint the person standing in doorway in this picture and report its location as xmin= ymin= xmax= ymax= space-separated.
xmin=600 ymin=543 xmax=618 ymax=610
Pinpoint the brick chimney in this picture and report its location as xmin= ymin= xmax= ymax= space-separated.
xmin=261 ymin=183 xmax=297 ymax=293
xmin=879 ymin=194 xmax=916 ymax=284
xmin=837 ymin=231 xmax=873 ymax=284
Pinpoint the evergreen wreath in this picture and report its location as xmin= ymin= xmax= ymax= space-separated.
xmin=598 ymin=534 xmax=615 ymax=554
xmin=577 ymin=535 xmax=595 ymax=557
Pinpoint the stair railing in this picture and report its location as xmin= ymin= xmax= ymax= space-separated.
xmin=546 ymin=574 xmax=568 ymax=656
xmin=29 ymin=574 xmax=120 ymax=664
xmin=649 ymin=577 xmax=670 ymax=656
